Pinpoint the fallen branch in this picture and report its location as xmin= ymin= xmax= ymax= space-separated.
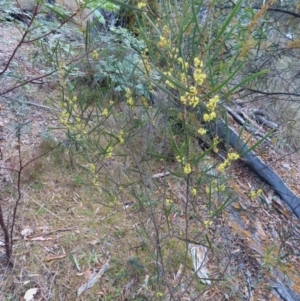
xmin=223 ymin=105 xmax=272 ymax=141
xmin=253 ymin=109 xmax=279 ymax=130
xmin=77 ymin=260 xmax=110 ymax=297
xmin=152 ymin=171 xmax=170 ymax=179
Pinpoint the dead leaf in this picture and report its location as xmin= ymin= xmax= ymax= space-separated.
xmin=83 ymin=268 xmax=92 ymax=280
xmin=28 ymin=236 xmax=53 ymax=241
xmin=44 ymin=254 xmax=66 ymax=262
xmin=24 ymin=288 xmax=38 ymax=301
xmin=189 ymin=244 xmax=211 ymax=285
xmin=21 ymin=228 xmax=34 ymax=237
xmin=152 ymin=171 xmax=170 ymax=179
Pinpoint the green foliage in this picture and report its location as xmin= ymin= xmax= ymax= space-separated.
xmin=91 ymin=27 xmax=157 ymax=95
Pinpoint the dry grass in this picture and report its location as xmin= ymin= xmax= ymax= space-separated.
xmin=0 ymin=138 xmax=149 ymax=300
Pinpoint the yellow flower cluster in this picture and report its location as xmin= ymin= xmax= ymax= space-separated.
xmin=203 ymin=111 xmax=216 ymax=122
xmin=227 ymin=152 xmax=240 ymax=161
xmin=137 ymin=0 xmax=147 ymax=9
xmin=59 ymin=111 xmax=70 ymax=128
xmin=217 ymin=152 xmax=240 ymax=172
xmin=102 ymin=108 xmax=109 ymax=117
xmin=125 ymin=88 xmax=134 ymax=107
xmin=194 ymin=57 xmax=203 ymax=68
xmin=204 ymin=220 xmax=213 ymax=228
xmin=164 ymin=56 xmax=207 ymax=109
xmin=191 ymin=188 xmax=197 ymax=196
xmin=213 ymin=137 xmax=219 ymax=153
xmin=92 ymin=50 xmax=99 ymax=60
xmin=176 ymin=155 xmax=182 ymax=163
xmin=162 ymin=25 xmax=170 ymax=37
xmin=180 ymin=86 xmax=200 ymax=107
xmin=184 ymin=163 xmax=192 ymax=174
xmin=198 ymin=128 xmax=207 ymax=135
xmin=141 ymin=96 xmax=149 ymax=107
xmin=176 ymin=155 xmax=192 ymax=174
xmin=193 ymin=57 xmax=207 ymax=85
xmin=165 ymin=198 xmax=173 ymax=206
xmin=248 ymin=189 xmax=263 ymax=200
xmin=203 ymin=95 xmax=219 ymax=122
xmin=105 ymin=146 xmax=113 ymax=159
xmin=157 ymin=25 xmax=171 ymax=49
xmin=180 ymin=72 xmax=188 ymax=86
xmin=164 ymin=69 xmax=175 ymax=88
xmin=164 ymin=55 xmax=206 ymax=101
xmin=118 ymin=130 xmax=124 ymax=145
xmin=206 ymin=95 xmax=220 ymax=111
xmin=89 ymin=163 xmax=95 ymax=173
xmin=157 ymin=36 xmax=169 ymax=48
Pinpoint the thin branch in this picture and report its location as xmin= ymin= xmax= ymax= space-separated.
xmin=217 ymin=5 xmax=300 ymax=19
xmin=1 ymin=96 xmax=58 ymax=111
xmin=245 ymin=88 xmax=300 ymax=98
xmin=0 ymin=5 xmax=39 ymax=76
